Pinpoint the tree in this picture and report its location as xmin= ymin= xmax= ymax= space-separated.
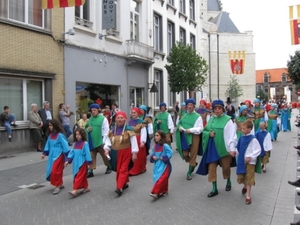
xmin=225 ymin=75 xmax=243 ymax=101
xmin=287 ymin=49 xmax=300 ymax=84
xmin=165 ymin=42 xmax=208 ymax=98
xmin=256 ymin=89 xmax=268 ymax=101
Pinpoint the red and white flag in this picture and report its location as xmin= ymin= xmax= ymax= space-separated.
xmin=289 ymin=5 xmax=300 ymax=45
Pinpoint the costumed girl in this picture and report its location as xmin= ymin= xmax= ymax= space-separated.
xmin=65 ymin=127 xmax=92 ymax=197
xmin=150 ymin=130 xmax=173 ymax=199
xmin=41 ymin=119 xmax=70 ymax=195
xmin=267 ymin=104 xmax=279 ymax=141
xmin=128 ymin=107 xmax=147 ymax=176
xmin=104 ymin=111 xmax=138 ymax=196
xmin=139 ymin=105 xmax=153 ymax=156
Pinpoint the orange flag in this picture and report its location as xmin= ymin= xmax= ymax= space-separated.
xmin=289 ymin=5 xmax=300 ymax=45
xmin=41 ymin=0 xmax=86 ymax=9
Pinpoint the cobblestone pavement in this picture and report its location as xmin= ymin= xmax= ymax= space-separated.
xmin=0 ymin=112 xmax=300 ymax=225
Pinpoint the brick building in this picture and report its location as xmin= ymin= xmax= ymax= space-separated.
xmin=0 ymin=2 xmax=65 ymax=153
xmin=256 ymin=68 xmax=297 ymax=103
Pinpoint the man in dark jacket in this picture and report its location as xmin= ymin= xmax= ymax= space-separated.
xmin=38 ymin=101 xmax=53 ymax=137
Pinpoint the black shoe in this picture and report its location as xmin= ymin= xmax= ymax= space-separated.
xmin=123 ymin=184 xmax=129 ymax=190
xmin=296 ymin=205 xmax=300 ymax=211
xmin=207 ymin=190 xmax=218 ymax=198
xmin=225 ymin=185 xmax=231 ymax=191
xmin=297 ymin=168 xmax=300 ymax=172
xmin=36 ymin=149 xmax=42 ymax=152
xmin=8 ymin=137 xmax=12 ymax=142
xmin=295 ymin=146 xmax=300 ymax=150
xmin=115 ymin=188 xmax=122 ymax=196
xmin=68 ymin=142 xmax=72 ymax=146
xmin=105 ymin=167 xmax=112 ymax=174
xmin=261 ymin=164 xmax=264 ymax=169
xmin=288 ymin=179 xmax=300 ymax=187
xmin=87 ymin=172 xmax=94 ymax=178
xmin=290 ymin=221 xmax=300 ymax=225
xmin=11 ymin=123 xmax=18 ymax=127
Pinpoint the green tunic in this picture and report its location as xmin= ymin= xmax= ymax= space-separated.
xmin=202 ymin=114 xmax=231 ymax=158
xmin=175 ymin=112 xmax=200 ymax=159
xmin=85 ymin=114 xmax=104 ymax=149
xmin=153 ymin=112 xmax=170 ymax=134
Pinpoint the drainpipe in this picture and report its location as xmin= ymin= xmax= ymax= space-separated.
xmin=217 ymin=34 xmax=219 ymax=99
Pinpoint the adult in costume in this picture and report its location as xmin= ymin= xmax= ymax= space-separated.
xmin=176 ymin=98 xmax=203 ymax=180
xmin=128 ymin=107 xmax=147 ymax=176
xmin=280 ymin=103 xmax=291 ymax=132
xmin=104 ymin=111 xmax=138 ymax=196
xmin=196 ymin=100 xmax=210 ymax=127
xmin=41 ymin=119 xmax=70 ymax=195
xmin=153 ymin=102 xmax=174 ymax=146
xmin=234 ymin=105 xmax=254 ymax=139
xmin=256 ymin=122 xmax=272 ymax=173
xmin=244 ymin=100 xmax=254 ymax=117
xmin=176 ymin=102 xmax=187 ymax=125
xmin=196 ymin=99 xmax=237 ymax=198
xmin=150 ymin=130 xmax=173 ymax=199
xmin=253 ymin=99 xmax=267 ymax=133
xmin=225 ymin=97 xmax=235 ymax=120
xmin=267 ymin=104 xmax=279 ymax=141
xmin=65 ymin=128 xmax=92 ymax=197
xmin=85 ymin=103 xmax=111 ymax=178
xmin=139 ymin=105 xmax=153 ymax=155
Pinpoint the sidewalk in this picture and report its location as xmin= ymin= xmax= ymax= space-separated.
xmin=0 ymin=111 xmax=298 ymax=225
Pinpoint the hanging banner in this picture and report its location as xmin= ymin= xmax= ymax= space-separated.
xmin=41 ymin=0 xmax=86 ymax=9
xmin=289 ymin=5 xmax=300 ymax=45
xmin=102 ymin=0 xmax=116 ymax=30
xmin=228 ymin=51 xmax=245 ymax=75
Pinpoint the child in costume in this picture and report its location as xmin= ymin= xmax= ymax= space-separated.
xmin=256 ymin=122 xmax=272 ymax=173
xmin=150 ymin=130 xmax=173 ymax=199
xmin=41 ymin=119 xmax=70 ymax=195
xmin=236 ymin=120 xmax=261 ymax=205
xmin=65 ymin=128 xmax=92 ymax=197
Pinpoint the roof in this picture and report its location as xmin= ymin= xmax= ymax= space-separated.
xmin=210 ymin=12 xmax=240 ymax=33
xmin=208 ymin=0 xmax=222 ymax=11
xmin=256 ymin=68 xmax=289 ymax=83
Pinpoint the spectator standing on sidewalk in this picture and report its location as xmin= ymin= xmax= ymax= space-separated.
xmin=28 ymin=103 xmax=43 ymax=152
xmin=38 ymin=101 xmax=53 ymax=138
xmin=59 ymin=103 xmax=73 ymax=140
xmin=77 ymin=114 xmax=88 ymax=129
xmin=0 ymin=106 xmax=17 ymax=142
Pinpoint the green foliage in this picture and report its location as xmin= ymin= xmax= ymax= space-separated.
xmin=225 ymin=75 xmax=243 ymax=100
xmin=165 ymin=42 xmax=208 ymax=95
xmin=287 ymin=50 xmax=300 ymax=84
xmin=256 ymin=89 xmax=268 ymax=101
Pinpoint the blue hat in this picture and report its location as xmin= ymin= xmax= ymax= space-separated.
xmin=181 ymin=102 xmax=186 ymax=106
xmin=212 ymin=99 xmax=224 ymax=108
xmin=139 ymin=105 xmax=148 ymax=112
xmin=159 ymin=102 xmax=167 ymax=108
xmin=239 ymin=105 xmax=247 ymax=114
xmin=186 ymin=98 xmax=196 ymax=105
xmin=90 ymin=103 xmax=100 ymax=109
xmin=253 ymin=98 xmax=261 ymax=103
xmin=271 ymin=104 xmax=277 ymax=109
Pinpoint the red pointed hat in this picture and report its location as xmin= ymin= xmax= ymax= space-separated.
xmin=131 ymin=107 xmax=142 ymax=115
xmin=116 ymin=111 xmax=127 ymax=119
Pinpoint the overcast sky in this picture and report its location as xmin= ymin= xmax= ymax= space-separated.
xmin=221 ymin=0 xmax=300 ymax=70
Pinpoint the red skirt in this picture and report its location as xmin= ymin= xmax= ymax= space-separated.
xmin=151 ymin=164 xmax=171 ymax=195
xmin=128 ymin=135 xmax=147 ymax=176
xmin=50 ymin=154 xmax=64 ymax=187
xmin=73 ymin=162 xmax=89 ymax=190
xmin=116 ymin=147 xmax=132 ymax=189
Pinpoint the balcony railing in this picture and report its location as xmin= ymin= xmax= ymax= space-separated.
xmin=126 ymin=40 xmax=154 ymax=61
xmin=75 ymin=17 xmax=93 ymax=29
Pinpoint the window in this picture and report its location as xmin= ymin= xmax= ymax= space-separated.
xmin=0 ymin=0 xmax=50 ymax=30
xmin=282 ymin=73 xmax=287 ymax=82
xmin=154 ymin=70 xmax=163 ymax=107
xmin=167 ymin=21 xmax=175 ymax=54
xmin=180 ymin=28 xmax=186 ymax=45
xmin=168 ymin=85 xmax=176 ymax=107
xmin=179 ymin=0 xmax=186 ymax=14
xmin=130 ymin=1 xmax=139 ymax=40
xmin=76 ymin=82 xmax=120 ymax=118
xmin=190 ymin=34 xmax=195 ymax=50
xmin=263 ymin=73 xmax=269 ymax=83
xmin=75 ymin=0 xmax=92 ymax=29
xmin=168 ymin=0 xmax=174 ymax=5
xmin=189 ymin=0 xmax=195 ymax=20
xmin=0 ymin=78 xmax=43 ymax=121
xmin=153 ymin=13 xmax=163 ymax=51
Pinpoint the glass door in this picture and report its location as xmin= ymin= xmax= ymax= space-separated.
xmin=129 ymin=87 xmax=144 ymax=108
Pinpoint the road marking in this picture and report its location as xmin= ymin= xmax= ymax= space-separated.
xmin=18 ymin=183 xmax=38 ymax=189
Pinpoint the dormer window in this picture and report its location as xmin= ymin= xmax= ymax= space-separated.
xmin=263 ymin=72 xmax=269 ymax=83
xmin=282 ymin=73 xmax=287 ymax=82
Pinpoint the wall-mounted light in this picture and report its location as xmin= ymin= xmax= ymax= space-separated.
xmin=148 ymin=81 xmax=158 ymax=93
xmin=57 ymin=28 xmax=75 ymax=43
